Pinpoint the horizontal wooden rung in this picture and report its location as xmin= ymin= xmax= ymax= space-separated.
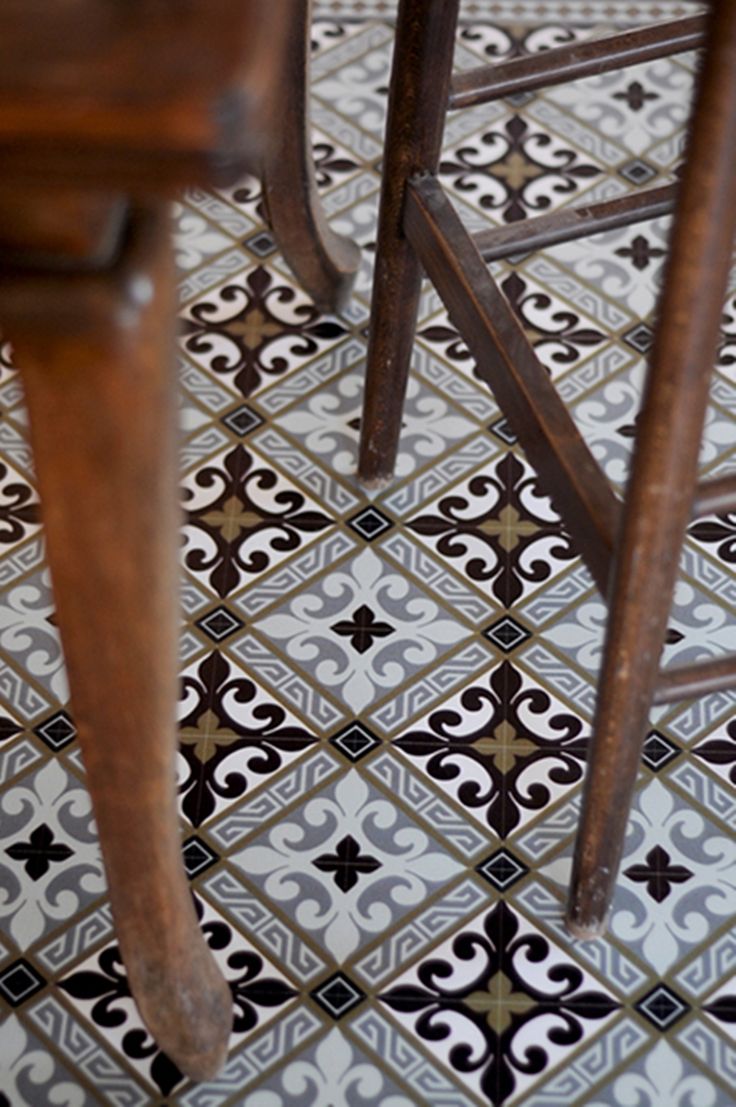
xmin=449 ymin=15 xmax=706 ymax=110
xmin=692 ymin=474 xmax=736 ymax=518
xmin=654 ymin=655 xmax=736 ymax=705
xmin=472 ymin=185 xmax=677 ymax=262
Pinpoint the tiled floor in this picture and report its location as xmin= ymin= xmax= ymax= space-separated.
xmin=2 ymin=1 xmax=736 ymax=1104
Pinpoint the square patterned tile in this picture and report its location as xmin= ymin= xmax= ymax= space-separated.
xmin=1 ymin=4 xmax=733 ymax=1107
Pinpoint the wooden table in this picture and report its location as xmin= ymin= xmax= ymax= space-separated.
xmin=0 ymin=0 xmax=358 ymax=1080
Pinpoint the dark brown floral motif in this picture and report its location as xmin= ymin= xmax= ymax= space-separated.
xmin=0 ymin=716 xmax=21 ymax=743
xmin=688 ymin=513 xmax=736 ymax=565
xmin=178 ymin=651 xmax=315 ymax=827
xmin=419 ymin=271 xmax=604 ymax=376
xmin=614 ymin=233 xmax=666 ymax=271
xmin=613 ymin=80 xmax=659 ymax=112
xmin=381 ymin=901 xmax=618 ymax=1105
xmin=330 ymin=604 xmax=395 ymax=654
xmin=313 ymin=834 xmax=382 ymax=892
xmin=704 ymin=993 xmax=736 ymax=1025
xmin=440 ymin=115 xmax=601 ymax=223
xmin=184 ymin=445 xmax=333 ymax=598
xmin=720 ymin=294 xmax=736 ymax=368
xmin=408 ymin=453 xmax=576 ymax=606
xmin=59 ymin=945 xmax=184 ymax=1096
xmin=5 ymin=823 xmax=73 ymax=881
xmin=181 ymin=266 xmax=347 ymax=397
xmin=623 ymin=845 xmax=693 ymax=903
xmin=59 ymin=906 xmax=296 ymax=1096
xmin=460 ymin=23 xmax=578 ymax=60
xmin=204 ymin=914 xmax=297 ymax=1033
xmin=501 ymin=271 xmax=605 ymax=366
xmin=310 ymin=22 xmax=347 ymax=52
xmin=313 ymin=142 xmax=360 ymax=189
xmin=693 ymin=717 xmax=736 ymax=785
xmin=394 ymin=661 xmax=586 ymax=836
xmin=0 ymin=462 xmax=38 ymax=545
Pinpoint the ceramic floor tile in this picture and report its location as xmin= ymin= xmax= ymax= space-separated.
xmin=1 ymin=3 xmax=733 ymax=1106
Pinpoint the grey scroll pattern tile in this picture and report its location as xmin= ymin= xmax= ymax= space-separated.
xmin=1 ymin=3 xmax=733 ymax=1106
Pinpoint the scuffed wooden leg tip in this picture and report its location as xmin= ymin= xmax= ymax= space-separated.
xmin=358 ymin=472 xmax=395 ymax=491
xmin=162 ymin=982 xmax=232 ymax=1083
xmin=565 ymin=914 xmax=607 ymax=941
xmin=178 ymin=1037 xmax=230 ymax=1085
xmin=157 ymin=1002 xmax=231 ymax=1084
xmin=131 ymin=953 xmax=233 ymax=1084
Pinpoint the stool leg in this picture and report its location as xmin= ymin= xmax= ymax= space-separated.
xmin=261 ymin=0 xmax=360 ymax=314
xmin=357 ymin=0 xmax=460 ymax=486
xmin=8 ymin=209 xmax=232 ymax=1077
xmin=567 ymin=0 xmax=736 ymax=937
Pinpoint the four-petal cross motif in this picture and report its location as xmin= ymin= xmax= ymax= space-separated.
xmin=6 ymin=823 xmax=74 ymax=881
xmin=613 ymin=79 xmax=659 ymax=112
xmin=330 ymin=604 xmax=396 ymax=654
xmin=623 ymin=845 xmax=694 ymax=903
xmin=312 ymin=834 xmax=382 ymax=892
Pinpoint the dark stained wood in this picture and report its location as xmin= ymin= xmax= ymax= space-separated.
xmin=359 ymin=0 xmax=734 ymax=944
xmin=567 ymin=0 xmax=736 ymax=939
xmin=0 ymin=0 xmax=329 ymax=1081
xmin=0 ymin=208 xmax=232 ymax=1078
xmin=692 ymin=473 xmax=736 ymax=518
xmin=0 ymin=187 xmax=127 ymax=269
xmin=0 ymin=0 xmax=291 ymax=189
xmin=449 ymin=15 xmax=706 ymax=109
xmin=357 ymin=0 xmax=461 ymax=486
xmin=472 ymin=185 xmax=677 ymax=263
xmin=262 ymin=0 xmax=361 ymax=313
xmin=404 ymin=174 xmax=619 ymax=596
xmin=654 ymin=655 xmax=736 ymax=705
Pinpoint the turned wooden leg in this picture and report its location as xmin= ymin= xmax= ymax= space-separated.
xmin=357 ymin=0 xmax=460 ymax=486
xmin=567 ymin=0 xmax=736 ymax=938
xmin=3 ymin=207 xmax=232 ymax=1077
xmin=261 ymin=0 xmax=360 ymax=313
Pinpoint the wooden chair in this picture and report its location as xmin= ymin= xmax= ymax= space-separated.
xmin=0 ymin=0 xmax=358 ymax=1081
xmin=358 ymin=1 xmax=736 ymax=939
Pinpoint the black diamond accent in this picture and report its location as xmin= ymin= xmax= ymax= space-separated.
xmin=0 ymin=959 xmax=46 ymax=1007
xmin=329 ymin=722 xmax=381 ymax=763
xmin=636 ymin=984 xmax=689 ymax=1030
xmin=642 ymin=731 xmax=681 ymax=771
xmin=33 ymin=711 xmax=76 ymax=752
xmin=477 ymin=848 xmax=529 ymax=891
xmin=310 ymin=972 xmax=365 ymax=1019
xmin=195 ymin=606 xmax=245 ymax=643
xmin=623 ymin=322 xmax=654 ymax=354
xmin=483 ymin=616 xmax=532 ymax=653
xmin=489 ymin=418 xmax=517 ymax=445
xmin=221 ymin=405 xmax=263 ymax=437
xmin=243 ymin=231 xmax=277 ymax=258
xmin=347 ymin=507 xmax=394 ymax=541
xmin=182 ymin=836 xmax=219 ymax=878
xmin=618 ymin=159 xmax=657 ymax=186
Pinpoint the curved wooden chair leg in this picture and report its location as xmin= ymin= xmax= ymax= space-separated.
xmin=5 ymin=207 xmax=232 ymax=1079
xmin=261 ymin=0 xmax=360 ymax=314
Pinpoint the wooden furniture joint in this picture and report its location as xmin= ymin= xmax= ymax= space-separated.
xmin=358 ymin=0 xmax=736 ymax=939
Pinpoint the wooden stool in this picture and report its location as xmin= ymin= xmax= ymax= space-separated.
xmin=358 ymin=1 xmax=736 ymax=938
xmin=0 ymin=0 xmax=358 ymax=1081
